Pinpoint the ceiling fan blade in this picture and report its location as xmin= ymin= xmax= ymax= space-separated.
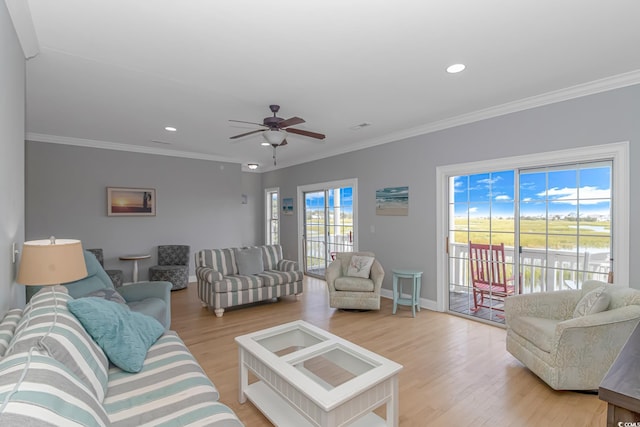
xmin=230 ymin=129 xmax=266 ymax=140
xmin=286 ymin=127 xmax=326 ymax=140
xmin=279 ymin=139 xmax=288 ymax=146
xmin=278 ymin=116 xmax=305 ymax=128
xmin=229 ymin=119 xmax=267 ymax=127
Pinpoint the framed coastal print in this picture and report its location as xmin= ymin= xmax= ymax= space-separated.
xmin=107 ymin=187 xmax=156 ymax=216
xmin=282 ymin=197 xmax=294 ymax=215
xmin=376 ymin=186 xmax=409 ymax=216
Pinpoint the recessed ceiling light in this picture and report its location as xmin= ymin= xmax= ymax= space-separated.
xmin=446 ymin=63 xmax=466 ymax=74
xmin=260 ymin=141 xmax=270 ymax=146
xmin=247 ymin=163 xmax=259 ymax=170
xmin=164 ymin=126 xmax=177 ymax=132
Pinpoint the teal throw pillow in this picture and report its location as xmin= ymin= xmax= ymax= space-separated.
xmin=67 ymin=297 xmax=164 ymax=373
xmin=235 ymin=247 xmax=264 ymax=275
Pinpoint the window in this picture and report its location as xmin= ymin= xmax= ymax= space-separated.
xmin=436 ymin=143 xmax=629 ymax=316
xmin=265 ymin=188 xmax=279 ymax=245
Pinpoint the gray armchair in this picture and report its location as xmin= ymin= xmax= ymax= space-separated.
xmin=149 ymin=245 xmax=190 ymax=291
xmin=505 ymin=280 xmax=640 ymax=390
xmin=26 ymin=250 xmax=172 ymax=329
xmin=325 ymin=251 xmax=384 ymax=310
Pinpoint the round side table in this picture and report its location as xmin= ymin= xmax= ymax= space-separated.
xmin=392 ymin=269 xmax=423 ymax=317
xmin=119 ymin=254 xmax=151 ymax=282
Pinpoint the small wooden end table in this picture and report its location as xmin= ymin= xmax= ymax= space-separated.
xmin=119 ymin=254 xmax=151 ymax=282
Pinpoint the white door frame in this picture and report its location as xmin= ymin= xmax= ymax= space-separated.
xmin=297 ymin=178 xmax=358 ymax=270
xmin=435 ymin=142 xmax=629 ymax=312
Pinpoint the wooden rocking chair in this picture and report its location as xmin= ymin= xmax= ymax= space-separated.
xmin=469 ymin=242 xmax=517 ymax=312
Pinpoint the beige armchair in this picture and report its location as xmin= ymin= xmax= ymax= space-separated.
xmin=325 ymin=251 xmax=384 ymax=310
xmin=505 ymin=280 xmax=640 ymax=390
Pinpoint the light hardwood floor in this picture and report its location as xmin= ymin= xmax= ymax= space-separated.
xmin=171 ymin=276 xmax=606 ymax=426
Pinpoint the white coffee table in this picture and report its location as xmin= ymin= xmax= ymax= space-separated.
xmin=236 ymin=320 xmax=402 ymax=427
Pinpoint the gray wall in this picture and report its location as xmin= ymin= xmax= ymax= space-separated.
xmin=0 ymin=2 xmax=26 ymax=313
xmin=263 ymin=84 xmax=640 ymax=301
xmin=25 ymin=142 xmax=262 ymax=281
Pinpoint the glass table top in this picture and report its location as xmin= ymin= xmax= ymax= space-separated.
xmin=252 ymin=322 xmax=379 ymax=390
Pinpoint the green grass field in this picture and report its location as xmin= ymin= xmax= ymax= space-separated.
xmin=453 ymin=218 xmax=610 ymax=250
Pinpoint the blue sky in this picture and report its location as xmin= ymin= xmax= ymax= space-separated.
xmin=452 ymin=166 xmax=611 ymax=218
xmin=305 ymin=187 xmax=353 ymax=213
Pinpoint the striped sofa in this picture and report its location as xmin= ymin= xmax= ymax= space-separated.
xmin=0 ymin=286 xmax=243 ymax=427
xmin=195 ymin=245 xmax=303 ymax=317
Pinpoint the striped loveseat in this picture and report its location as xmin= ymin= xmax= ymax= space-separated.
xmin=195 ymin=245 xmax=303 ymax=317
xmin=0 ymin=286 xmax=243 ymax=426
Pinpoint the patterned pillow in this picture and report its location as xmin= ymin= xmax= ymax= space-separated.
xmin=573 ymin=286 xmax=611 ymax=317
xmin=347 ymin=255 xmax=375 ymax=278
xmin=85 ymin=288 xmax=127 ymax=305
xmin=67 ymin=297 xmax=164 ymax=373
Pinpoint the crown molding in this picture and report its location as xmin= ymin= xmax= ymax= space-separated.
xmin=5 ymin=0 xmax=39 ymax=59
xmin=26 ymin=71 xmax=640 ymax=172
xmin=25 ymin=133 xmax=239 ymax=164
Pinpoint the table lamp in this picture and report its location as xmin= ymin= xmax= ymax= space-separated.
xmin=17 ymin=237 xmax=88 ymax=287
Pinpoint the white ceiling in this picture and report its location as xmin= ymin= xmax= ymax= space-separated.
xmin=21 ymin=0 xmax=640 ymax=171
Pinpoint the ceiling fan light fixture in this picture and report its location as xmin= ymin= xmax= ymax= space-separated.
xmin=263 ymin=129 xmax=287 ymax=145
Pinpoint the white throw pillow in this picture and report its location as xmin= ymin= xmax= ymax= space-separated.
xmin=573 ymin=286 xmax=610 ymax=318
xmin=346 ymin=255 xmax=375 ymax=278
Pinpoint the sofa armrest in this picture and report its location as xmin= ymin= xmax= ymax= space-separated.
xmin=370 ymin=259 xmax=385 ymax=293
xmin=117 ymin=281 xmax=171 ymax=303
xmin=277 ymin=259 xmax=299 ymax=272
xmin=505 ymin=290 xmax=582 ymax=324
xmin=326 ymin=259 xmax=342 ymax=291
xmin=196 ymin=266 xmax=223 ymax=284
xmin=552 ymin=305 xmax=640 ymax=366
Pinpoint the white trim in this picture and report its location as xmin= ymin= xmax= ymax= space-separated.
xmin=436 ymin=142 xmax=629 ymax=312
xmin=5 ymin=0 xmax=40 ymax=59
xmin=26 ymin=132 xmax=240 ymax=164
xmin=297 ymin=178 xmax=358 ymax=270
xmin=265 ymin=187 xmax=279 ymax=245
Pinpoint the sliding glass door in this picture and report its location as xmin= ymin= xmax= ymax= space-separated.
xmin=447 ymin=160 xmax=613 ymax=324
xmin=300 ymin=180 xmax=356 ymax=278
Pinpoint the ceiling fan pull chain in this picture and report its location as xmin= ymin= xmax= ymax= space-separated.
xmin=273 ymin=146 xmax=277 ymax=166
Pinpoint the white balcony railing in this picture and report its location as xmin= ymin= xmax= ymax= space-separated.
xmin=449 ymin=242 xmax=610 ymax=294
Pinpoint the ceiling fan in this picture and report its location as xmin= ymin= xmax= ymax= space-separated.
xmin=229 ymin=105 xmax=326 ymax=165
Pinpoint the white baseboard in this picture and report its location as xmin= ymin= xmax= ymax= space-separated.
xmin=380 ymin=288 xmax=439 ymax=311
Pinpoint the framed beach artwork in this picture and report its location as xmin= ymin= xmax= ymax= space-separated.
xmin=376 ymin=186 xmax=409 ymax=216
xmin=107 ymin=187 xmax=156 ymax=216
xmin=282 ymin=197 xmax=294 ymax=215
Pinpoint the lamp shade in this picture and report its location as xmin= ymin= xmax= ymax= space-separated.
xmin=262 ymin=129 xmax=287 ymax=145
xmin=17 ymin=238 xmax=88 ymax=286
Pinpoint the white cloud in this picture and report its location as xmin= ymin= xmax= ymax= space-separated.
xmin=540 ymin=186 xmax=611 ymax=205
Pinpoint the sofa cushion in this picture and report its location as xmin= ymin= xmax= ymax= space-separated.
xmin=573 ymin=286 xmax=610 ymax=318
xmin=125 ymin=297 xmax=168 ymax=326
xmin=235 ymin=247 xmax=264 ymax=275
xmin=199 ymin=249 xmax=238 ymax=276
xmin=8 ymin=286 xmax=109 ymax=402
xmin=347 ymin=255 xmax=375 ymax=278
xmin=104 ymin=332 xmax=243 ymax=427
xmin=256 ymin=270 xmax=304 ymax=287
xmin=214 ymin=274 xmax=263 ymax=293
xmin=508 ymin=315 xmax=559 ymax=353
xmin=68 ymin=297 xmax=165 ymax=373
xmin=335 ymin=276 xmax=375 ymax=292
xmin=0 ymin=308 xmax=22 ymax=357
xmin=261 ymin=245 xmax=283 ymax=271
xmin=0 ymin=352 xmax=110 ymax=426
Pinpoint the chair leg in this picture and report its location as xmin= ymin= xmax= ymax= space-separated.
xmin=471 ymin=289 xmax=482 ymax=312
